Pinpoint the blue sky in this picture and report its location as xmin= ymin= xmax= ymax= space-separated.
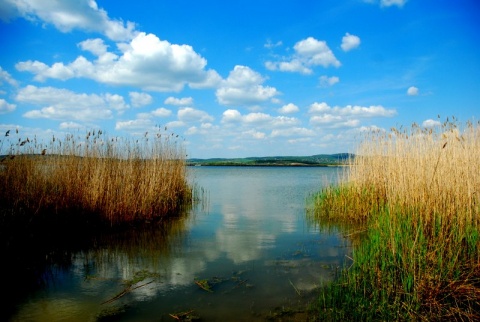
xmin=0 ymin=0 xmax=479 ymax=158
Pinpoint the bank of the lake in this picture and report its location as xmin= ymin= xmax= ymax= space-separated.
xmin=312 ymin=120 xmax=480 ymax=321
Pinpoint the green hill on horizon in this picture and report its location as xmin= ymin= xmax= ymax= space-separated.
xmin=187 ymin=153 xmax=353 ymax=166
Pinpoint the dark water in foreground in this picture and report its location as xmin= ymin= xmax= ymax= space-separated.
xmin=8 ymin=166 xmax=350 ymax=321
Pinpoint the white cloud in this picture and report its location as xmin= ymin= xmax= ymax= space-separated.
xmin=381 ymin=0 xmax=407 ymax=7
xmin=164 ymin=96 xmax=194 ymax=106
xmin=16 ymin=85 xmax=127 ymax=121
xmin=308 ymin=102 xmax=396 ymax=128
xmin=264 ymin=39 xmax=283 ymax=49
xmin=319 ymin=75 xmax=340 ymax=87
xmin=78 ymin=38 xmax=108 ymax=56
xmin=364 ymin=0 xmax=408 ymax=8
xmin=16 ymin=32 xmax=221 ymax=92
xmin=271 ymin=127 xmax=315 ymax=137
xmin=105 ymin=93 xmax=129 ymax=112
xmin=115 ymin=118 xmax=153 ymax=131
xmin=216 ymin=65 xmax=279 ymax=106
xmin=308 ymin=102 xmax=330 ymax=113
xmin=278 ymin=103 xmax=299 ymax=114
xmin=422 ymin=119 xmax=441 ymax=128
xmin=241 ymin=129 xmax=266 ymax=139
xmin=129 ymin=92 xmax=153 ymax=108
xmin=221 ymin=109 xmax=300 ymax=131
xmin=59 ymin=121 xmax=84 ymax=129
xmin=310 ymin=116 xmax=360 ymax=128
xmin=0 ymin=66 xmax=18 ymax=86
xmin=221 ymin=109 xmax=243 ymax=123
xmin=244 ymin=112 xmax=272 ymax=124
xmin=265 ymin=59 xmax=312 ymax=75
xmin=266 ymin=37 xmax=340 ymax=75
xmin=151 ymin=107 xmax=172 ymax=118
xmin=407 ymin=86 xmax=419 ymax=96
xmin=1 ymin=0 xmax=137 ymax=41
xmin=0 ymin=98 xmax=16 ymax=114
xmin=16 ymin=60 xmax=74 ymax=81
xmin=178 ymin=107 xmax=214 ymax=123
xmin=185 ymin=122 xmax=217 ymax=136
xmin=270 ymin=116 xmax=301 ymax=127
xmin=309 ymin=102 xmax=396 ymax=118
xmin=341 ymin=33 xmax=361 ymax=52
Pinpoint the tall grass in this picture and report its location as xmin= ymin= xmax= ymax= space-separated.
xmin=312 ymin=118 xmax=480 ymax=320
xmin=0 ymin=128 xmax=191 ymax=226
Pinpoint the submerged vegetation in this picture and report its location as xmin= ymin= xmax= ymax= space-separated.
xmin=0 ymin=128 xmax=191 ymax=227
xmin=311 ymin=118 xmax=480 ymax=320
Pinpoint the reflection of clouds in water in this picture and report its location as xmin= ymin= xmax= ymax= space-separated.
xmin=223 ymin=211 xmax=238 ymax=229
xmin=216 ymin=230 xmax=262 ymax=264
xmin=280 ymin=215 xmax=297 ymax=233
xmin=168 ymin=257 xmax=206 ymax=285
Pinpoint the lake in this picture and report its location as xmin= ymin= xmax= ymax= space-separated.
xmin=7 ymin=166 xmax=351 ymax=321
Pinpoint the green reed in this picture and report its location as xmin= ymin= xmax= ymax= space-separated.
xmin=312 ymin=118 xmax=480 ymax=320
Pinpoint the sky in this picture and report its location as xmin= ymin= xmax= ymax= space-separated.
xmin=0 ymin=0 xmax=479 ymax=158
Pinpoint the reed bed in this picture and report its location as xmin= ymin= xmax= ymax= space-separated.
xmin=0 ymin=128 xmax=191 ymax=226
xmin=312 ymin=118 xmax=480 ymax=320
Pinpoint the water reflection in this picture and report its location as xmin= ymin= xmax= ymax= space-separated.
xmin=9 ymin=166 xmax=351 ymax=321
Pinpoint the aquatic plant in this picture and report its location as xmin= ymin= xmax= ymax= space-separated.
xmin=0 ymin=128 xmax=191 ymax=226
xmin=312 ymin=118 xmax=480 ymax=320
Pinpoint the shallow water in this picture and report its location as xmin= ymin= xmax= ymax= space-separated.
xmin=8 ymin=166 xmax=350 ymax=321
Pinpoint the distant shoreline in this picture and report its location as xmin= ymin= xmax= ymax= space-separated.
xmin=186 ymin=163 xmax=342 ymax=167
xmin=187 ymin=153 xmax=353 ymax=167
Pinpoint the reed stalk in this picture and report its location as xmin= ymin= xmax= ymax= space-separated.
xmin=313 ymin=118 xmax=480 ymax=320
xmin=0 ymin=128 xmax=191 ymax=226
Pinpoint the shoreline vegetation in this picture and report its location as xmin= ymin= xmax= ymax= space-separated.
xmin=0 ymin=128 xmax=192 ymax=230
xmin=311 ymin=118 xmax=480 ymax=320
xmin=186 ymin=153 xmax=353 ymax=167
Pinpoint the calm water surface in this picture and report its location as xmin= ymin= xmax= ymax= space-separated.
xmin=10 ymin=166 xmax=350 ymax=321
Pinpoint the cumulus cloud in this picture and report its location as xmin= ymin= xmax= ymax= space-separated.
xmin=221 ymin=109 xmax=300 ymax=130
xmin=271 ymin=127 xmax=315 ymax=137
xmin=0 ymin=98 xmax=16 ymax=114
xmin=16 ymin=32 xmax=221 ymax=92
xmin=241 ymin=129 xmax=266 ymax=140
xmin=151 ymin=107 xmax=172 ymax=118
xmin=178 ymin=107 xmax=214 ymax=123
xmin=0 ymin=66 xmax=18 ymax=86
xmin=308 ymin=101 xmax=396 ymax=128
xmin=164 ymin=96 xmax=194 ymax=106
xmin=115 ymin=118 xmax=154 ymax=131
xmin=422 ymin=119 xmax=441 ymax=128
xmin=265 ymin=37 xmax=340 ymax=75
xmin=221 ymin=109 xmax=243 ymax=123
xmin=59 ymin=121 xmax=84 ymax=129
xmin=319 ymin=75 xmax=340 ymax=87
xmin=341 ymin=33 xmax=361 ymax=52
xmin=16 ymin=85 xmax=128 ymax=121
xmin=407 ymin=86 xmax=419 ymax=96
xmin=278 ymin=103 xmax=299 ymax=114
xmin=216 ymin=65 xmax=279 ymax=106
xmin=129 ymin=92 xmax=153 ymax=108
xmin=0 ymin=0 xmax=137 ymax=41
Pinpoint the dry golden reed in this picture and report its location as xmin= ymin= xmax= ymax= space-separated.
xmin=318 ymin=118 xmax=479 ymax=228
xmin=313 ymin=118 xmax=480 ymax=320
xmin=0 ymin=128 xmax=191 ymax=225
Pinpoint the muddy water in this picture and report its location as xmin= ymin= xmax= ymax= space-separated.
xmin=8 ymin=166 xmax=350 ymax=321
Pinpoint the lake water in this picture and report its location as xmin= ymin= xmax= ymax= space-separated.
xmin=8 ymin=166 xmax=351 ymax=321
